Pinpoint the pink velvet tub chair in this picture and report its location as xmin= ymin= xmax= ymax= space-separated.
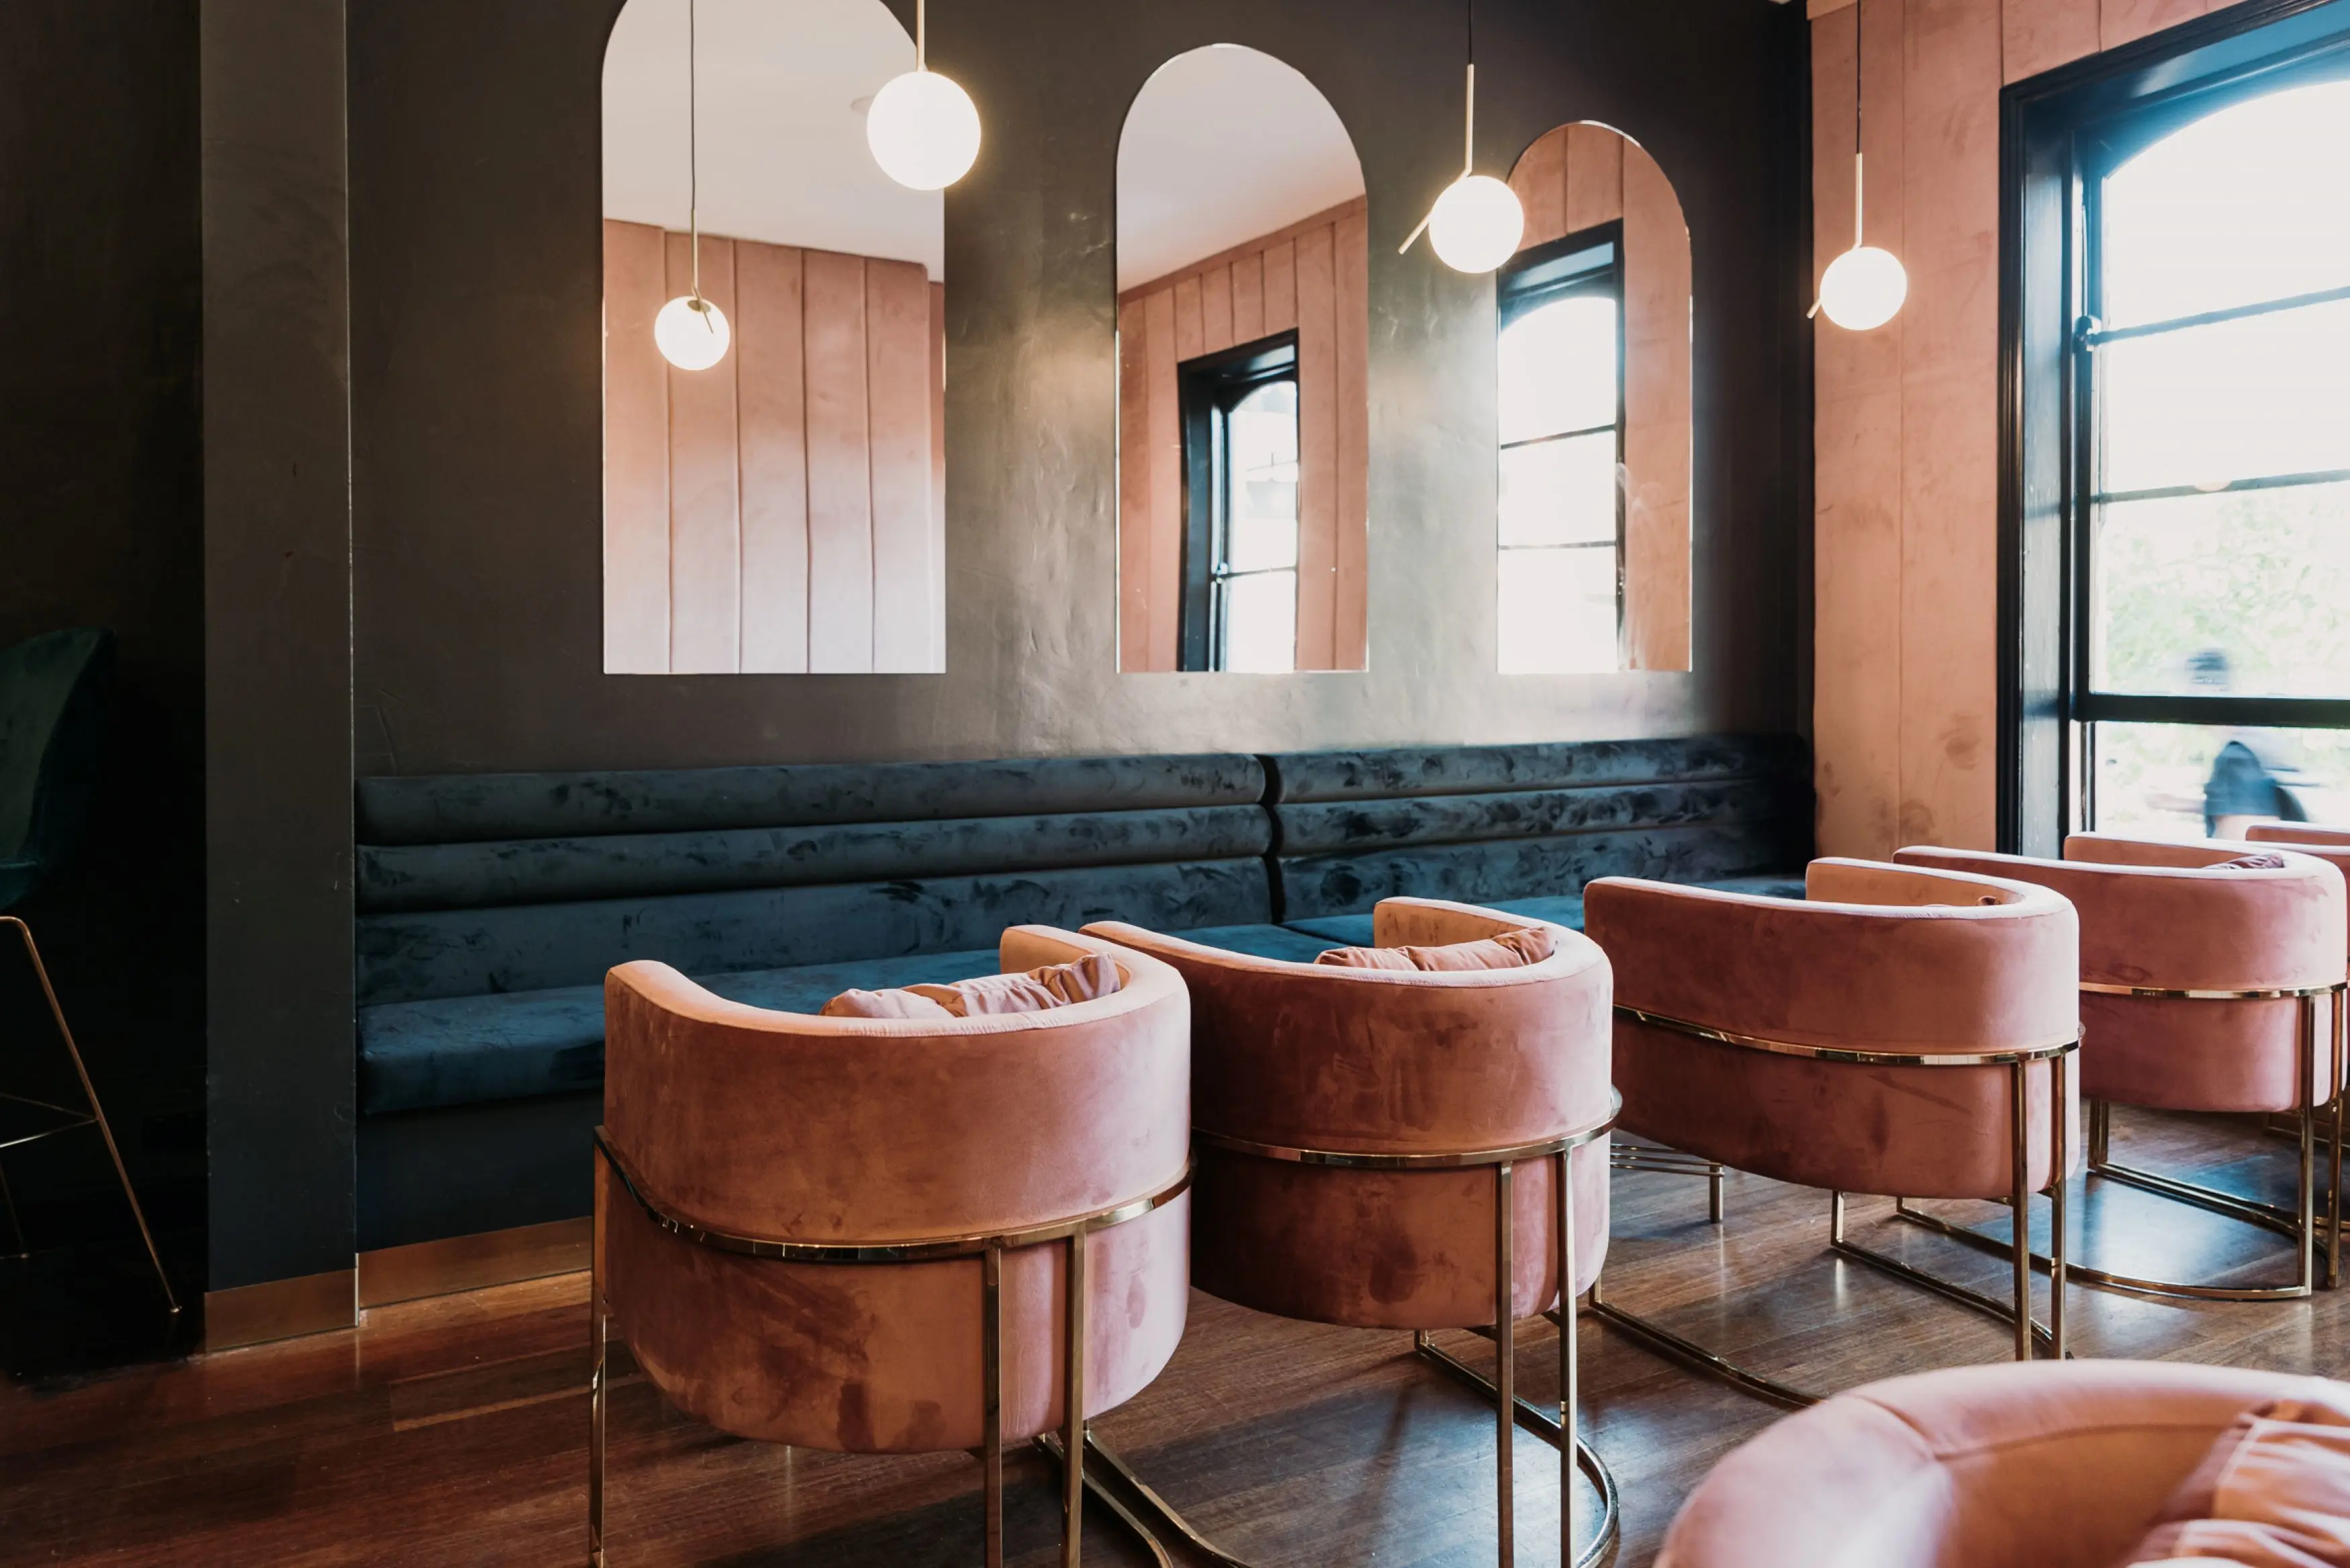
xmin=1656 ymin=1360 xmax=2347 ymax=1568
xmin=590 ymin=926 xmax=1191 ymax=1568
xmin=1581 ymin=859 xmax=2081 ymax=1408
xmin=1898 ymin=836 xmax=2347 ymax=1300
xmin=1086 ymin=896 xmax=1618 ymax=1568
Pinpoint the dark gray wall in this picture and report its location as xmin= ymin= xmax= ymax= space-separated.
xmin=0 ymin=0 xmax=204 ymax=1230
xmin=347 ymin=0 xmax=1812 ymax=777
xmin=201 ymin=0 xmax=357 ymax=1295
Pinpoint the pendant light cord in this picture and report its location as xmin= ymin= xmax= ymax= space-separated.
xmin=917 ymin=0 xmax=927 ymax=71
xmin=1464 ymin=0 xmax=1476 ymax=175
xmin=688 ymin=0 xmax=702 ymax=305
xmin=1852 ymin=0 xmax=1865 ymax=251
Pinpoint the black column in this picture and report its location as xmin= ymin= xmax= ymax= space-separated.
xmin=200 ymin=0 xmax=357 ymax=1337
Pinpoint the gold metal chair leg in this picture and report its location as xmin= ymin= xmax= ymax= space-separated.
xmin=1558 ymin=1147 xmax=1577 ymax=1568
xmin=1599 ymin=1060 xmax=2070 ymax=1404
xmin=2 ymin=916 xmax=177 ymax=1314
xmin=1917 ymin=1006 xmax=2326 ymax=1304
xmin=984 ymin=1244 xmax=1004 ymax=1568
xmin=1068 ymin=1154 xmax=1619 ymax=1568
xmin=588 ymin=1282 xmax=608 ymax=1568
xmin=1493 ymin=1161 xmax=1514 ymax=1567
xmin=2333 ymin=993 xmax=2345 ymax=1289
xmin=1062 ymin=1230 xmax=1086 ymax=1568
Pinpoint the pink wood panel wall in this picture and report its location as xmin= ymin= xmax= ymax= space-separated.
xmin=603 ymin=222 xmax=671 ymax=672
xmin=601 ymin=219 xmax=944 ymax=675
xmin=1508 ymin=125 xmax=1694 ymax=673
xmin=1116 ymin=197 xmax=1370 ymax=672
xmin=1805 ymin=0 xmax=2250 ymax=856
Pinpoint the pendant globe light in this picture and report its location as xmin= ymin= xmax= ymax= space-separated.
xmin=654 ymin=0 xmax=731 ymax=371
xmin=865 ymin=0 xmax=981 ymax=191
xmin=1402 ymin=0 xmax=1525 ymax=275
xmin=1812 ymin=1 xmax=1907 ymax=331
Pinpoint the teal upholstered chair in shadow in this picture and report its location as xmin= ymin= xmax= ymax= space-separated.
xmin=0 ymin=627 xmax=176 ymax=1314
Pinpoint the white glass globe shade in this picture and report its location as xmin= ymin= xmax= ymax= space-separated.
xmin=654 ymin=293 xmax=731 ymax=371
xmin=1818 ymin=244 xmax=1909 ymax=331
xmin=1427 ymin=173 xmax=1526 ymax=275
xmin=865 ymin=68 xmax=981 ymax=191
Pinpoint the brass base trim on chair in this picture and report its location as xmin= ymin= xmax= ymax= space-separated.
xmin=1611 ymin=1142 xmax=1725 ymax=1223
xmin=1090 ymin=1104 xmax=1621 ymax=1568
xmin=1596 ymin=1006 xmax=2077 ymax=1408
xmin=1064 ymin=1357 xmax=1622 ymax=1568
xmin=0 ymin=916 xmax=177 ymax=1317
xmin=590 ymin=1130 xmax=1191 ymax=1568
xmin=1901 ymin=982 xmax=2347 ymax=1303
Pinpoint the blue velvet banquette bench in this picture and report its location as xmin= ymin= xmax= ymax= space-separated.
xmin=355 ymin=736 xmax=1808 ymax=1251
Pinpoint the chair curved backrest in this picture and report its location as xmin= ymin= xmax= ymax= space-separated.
xmin=1087 ymin=897 xmax=1613 ymax=1330
xmin=2243 ymin=824 xmax=2350 ymax=965
xmin=1584 ymin=860 xmax=2080 ymax=1199
xmin=1895 ymin=838 xmax=2345 ymax=1114
xmin=600 ymin=926 xmax=1191 ymax=1453
xmin=1656 ymin=1360 xmax=2322 ymax=1568
xmin=0 ymin=627 xmax=113 ymax=910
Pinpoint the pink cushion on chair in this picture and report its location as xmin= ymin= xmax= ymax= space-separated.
xmin=2119 ymin=1394 xmax=2350 ymax=1567
xmin=2214 ymin=853 xmax=2292 ymax=871
xmin=820 ymin=988 xmax=957 ymax=1020
xmin=822 ymin=952 xmax=1123 ymax=1020
xmin=913 ymin=951 xmax=1123 ymax=1015
xmin=1315 ymin=926 xmax=1556 ymax=971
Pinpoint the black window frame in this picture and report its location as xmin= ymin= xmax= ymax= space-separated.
xmin=1177 ymin=330 xmax=1300 ymax=673
xmin=1494 ymin=222 xmax=1627 ymax=666
xmin=1999 ymin=0 xmax=2350 ymax=852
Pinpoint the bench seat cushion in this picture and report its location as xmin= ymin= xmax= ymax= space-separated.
xmin=359 ymin=923 xmax=1320 ymax=1116
xmin=1282 ymin=874 xmax=1807 ymax=950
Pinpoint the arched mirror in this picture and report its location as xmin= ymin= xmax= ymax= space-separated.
xmin=602 ymin=0 xmax=945 ymax=675
xmin=1116 ymin=45 xmax=1369 ymax=674
xmin=1499 ymin=123 xmax=1692 ymax=674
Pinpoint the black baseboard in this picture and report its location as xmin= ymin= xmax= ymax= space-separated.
xmin=357 ymin=1091 xmax=598 ymax=1252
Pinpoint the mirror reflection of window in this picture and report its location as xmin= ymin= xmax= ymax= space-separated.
xmin=1180 ymin=338 xmax=1301 ymax=671
xmin=1117 ymin=44 xmax=1368 ymax=674
xmin=1497 ymin=234 xmax=1624 ymax=674
xmin=1501 ymin=123 xmax=1693 ymax=676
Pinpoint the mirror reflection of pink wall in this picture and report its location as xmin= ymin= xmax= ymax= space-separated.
xmin=1499 ymin=123 xmax=1693 ymax=675
xmin=1116 ymin=45 xmax=1369 ymax=674
xmin=602 ymin=0 xmax=945 ymax=675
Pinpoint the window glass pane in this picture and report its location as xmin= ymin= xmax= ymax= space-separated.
xmin=1498 ymin=295 xmax=1617 ymax=445
xmin=2089 ymin=721 xmax=2350 ymax=839
xmin=1498 ymin=546 xmax=1615 ymax=674
xmin=1221 ymin=569 xmax=1297 ymax=673
xmin=1225 ymin=381 xmax=1300 ymax=573
xmin=2093 ymin=483 xmax=2350 ymax=697
xmin=2100 ymin=297 xmax=2350 ymax=494
xmin=2102 ymin=80 xmax=2350 ymax=328
xmin=1500 ymin=432 xmax=1617 ymax=548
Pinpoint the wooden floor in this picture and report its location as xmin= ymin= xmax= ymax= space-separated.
xmin=8 ymin=1106 xmax=2350 ymax=1567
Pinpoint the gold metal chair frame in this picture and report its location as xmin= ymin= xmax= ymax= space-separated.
xmin=1898 ymin=979 xmax=2346 ymax=1303
xmin=0 ymin=916 xmax=176 ymax=1314
xmin=1593 ymin=1006 xmax=2080 ymax=1410
xmin=1074 ymin=1099 xmax=1623 ymax=1568
xmin=588 ymin=1128 xmax=1192 ymax=1568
